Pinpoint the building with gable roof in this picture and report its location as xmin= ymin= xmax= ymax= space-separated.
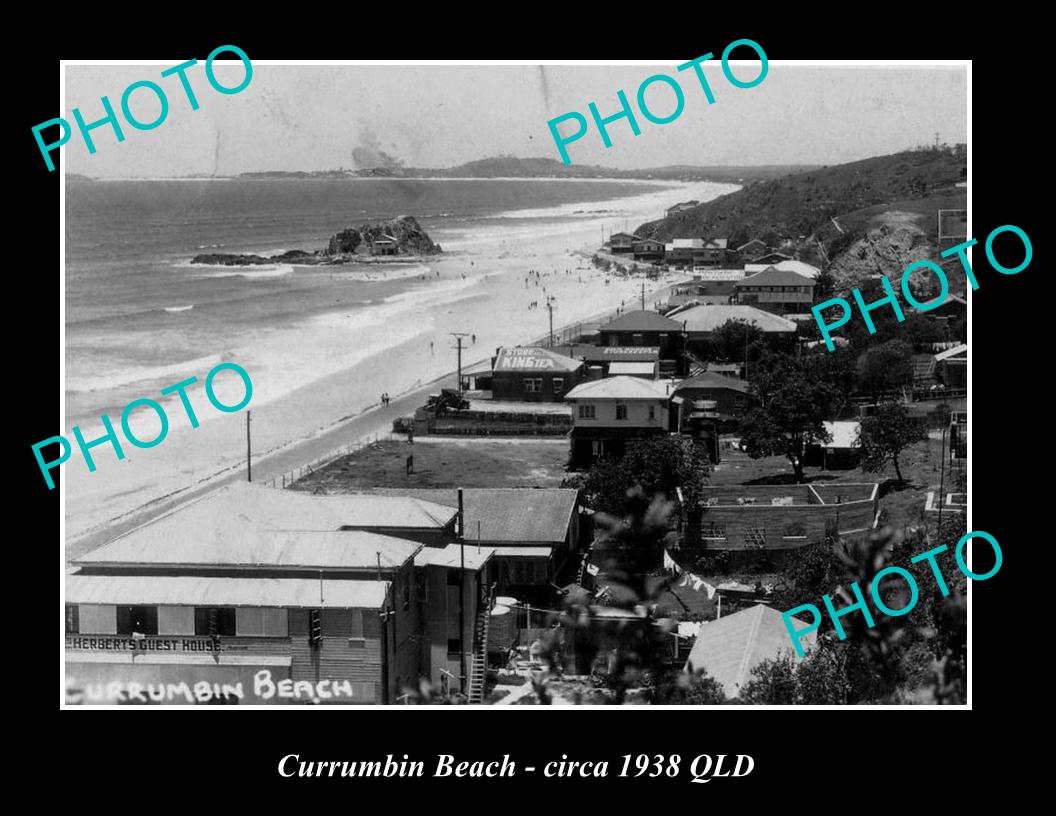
xmin=564 ymin=375 xmax=676 ymax=468
xmin=597 ymin=310 xmax=686 ymax=376
xmin=683 ymin=604 xmax=817 ymax=699
xmin=734 ymin=266 xmax=816 ymax=315
xmin=64 ymin=484 xmax=484 ymax=705
xmin=490 ymin=346 xmax=584 ymax=402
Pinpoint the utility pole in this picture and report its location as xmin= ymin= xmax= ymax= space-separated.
xmin=640 ymin=282 xmax=645 ymax=311
xmin=457 ymin=487 xmax=466 ymax=695
xmin=450 ymin=332 xmax=469 ymax=397
xmin=246 ymin=410 xmax=252 ymax=482
xmin=545 ymin=296 xmax=557 ymax=348
xmin=937 ymin=422 xmax=947 ymax=536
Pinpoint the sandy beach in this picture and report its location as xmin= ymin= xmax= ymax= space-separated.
xmin=63 ymin=179 xmax=737 ymax=551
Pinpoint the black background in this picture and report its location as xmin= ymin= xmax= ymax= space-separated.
xmin=24 ymin=11 xmax=1033 ymax=801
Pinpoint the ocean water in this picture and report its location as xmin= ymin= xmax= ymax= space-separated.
xmin=64 ymin=177 xmax=660 ymax=426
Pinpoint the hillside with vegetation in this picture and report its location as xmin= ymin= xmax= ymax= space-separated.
xmin=635 ymin=146 xmax=967 ymax=290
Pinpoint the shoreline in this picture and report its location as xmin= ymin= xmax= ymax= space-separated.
xmin=64 ymin=274 xmax=686 ymax=561
xmin=64 ymin=179 xmax=732 ymax=554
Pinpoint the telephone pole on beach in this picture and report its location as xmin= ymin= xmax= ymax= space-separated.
xmin=641 ymin=282 xmax=646 ymax=311
xmin=450 ymin=332 xmax=469 ymax=397
xmin=545 ymin=296 xmax=557 ymax=348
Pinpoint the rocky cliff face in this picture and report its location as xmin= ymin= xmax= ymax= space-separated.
xmin=325 ymin=215 xmax=441 ymax=256
xmin=827 ymin=219 xmax=934 ymax=291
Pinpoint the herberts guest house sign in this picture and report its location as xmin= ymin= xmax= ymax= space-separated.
xmin=66 ymin=636 xmax=220 ymax=652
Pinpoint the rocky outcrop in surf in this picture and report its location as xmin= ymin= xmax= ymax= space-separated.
xmin=191 ymin=216 xmax=441 ymax=266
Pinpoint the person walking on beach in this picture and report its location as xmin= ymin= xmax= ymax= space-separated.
xmin=471 ymin=334 xmax=476 ymax=344
xmin=430 ymin=341 xmax=434 ymax=354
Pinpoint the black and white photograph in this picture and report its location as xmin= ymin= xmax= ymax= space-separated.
xmin=51 ymin=55 xmax=978 ymax=710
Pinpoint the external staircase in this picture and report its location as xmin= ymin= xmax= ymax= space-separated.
xmin=467 ymin=583 xmax=496 ymax=704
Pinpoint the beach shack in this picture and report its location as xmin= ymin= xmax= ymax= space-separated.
xmin=608 ymin=232 xmax=636 ymax=253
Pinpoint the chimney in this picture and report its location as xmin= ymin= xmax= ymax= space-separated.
xmin=457 ymin=487 xmax=464 ymax=542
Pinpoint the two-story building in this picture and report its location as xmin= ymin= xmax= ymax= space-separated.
xmin=608 ymin=232 xmax=636 ymax=253
xmin=671 ymin=372 xmax=752 ymax=425
xmin=64 ymin=484 xmax=474 ymax=706
xmin=733 ymin=267 xmax=816 ymax=316
xmin=676 ymin=304 xmax=798 ymax=359
xmin=597 ymin=310 xmax=686 ymax=377
xmin=564 ymin=376 xmax=676 ymax=468
xmin=632 ymin=238 xmax=666 ymax=261
xmin=373 ymin=487 xmax=582 ymax=607
xmin=664 ymin=238 xmax=729 ymax=267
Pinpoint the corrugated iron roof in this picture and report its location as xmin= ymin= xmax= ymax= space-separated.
xmin=735 ymin=266 xmax=816 ymax=287
xmin=493 ymin=346 xmax=583 ymax=373
xmin=415 ymin=544 xmax=495 ymax=570
xmin=75 ymin=484 xmax=454 ymax=569
xmin=934 ymin=343 xmax=968 ymax=362
xmin=369 ymin=488 xmax=578 ymax=545
xmin=822 ymin=421 xmax=861 ymax=450
xmin=565 ymin=376 xmax=673 ymax=401
xmin=675 ymin=372 xmax=750 ymax=393
xmin=601 ymin=310 xmax=684 ymax=332
xmin=678 ymin=305 xmax=798 ymax=333
xmin=683 ymin=604 xmax=816 ymax=698
xmin=78 ymin=528 xmax=422 ymax=570
xmin=608 ymin=362 xmax=656 ymax=376
xmin=65 ymin=574 xmax=390 ymax=609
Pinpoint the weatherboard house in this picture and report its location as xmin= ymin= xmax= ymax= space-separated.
xmin=64 ymin=484 xmax=467 ymax=705
xmin=564 ymin=376 xmax=675 ymax=469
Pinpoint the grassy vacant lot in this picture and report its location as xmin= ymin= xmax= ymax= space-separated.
xmin=292 ymin=438 xmax=571 ymax=492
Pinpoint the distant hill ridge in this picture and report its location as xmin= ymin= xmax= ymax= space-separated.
xmin=238 ymin=157 xmax=818 ymax=184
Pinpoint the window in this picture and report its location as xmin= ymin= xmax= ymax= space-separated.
xmin=195 ymin=607 xmax=237 ymax=636
xmin=648 ymin=405 xmax=656 ymax=421
xmin=632 ymin=333 xmax=643 ymax=346
xmin=447 ymin=638 xmax=462 ymax=656
xmin=615 ymin=404 xmax=628 ymax=420
xmin=348 ymin=609 xmax=365 ymax=640
xmin=552 ymin=377 xmax=564 ymax=395
xmin=578 ymin=404 xmax=596 ymax=419
xmin=591 ymin=441 xmax=604 ymax=457
xmin=402 ymin=580 xmax=411 ymax=612
xmin=234 ymin=607 xmax=289 ymax=637
xmin=608 ymin=335 xmax=618 ymax=346
xmin=158 ymin=606 xmax=195 ymax=635
xmin=65 ymin=605 xmax=79 ymax=634
xmin=524 ymin=378 xmax=542 ymax=393
xmin=447 ymin=568 xmax=462 ymax=586
xmin=116 ymin=606 xmax=158 ymax=636
xmin=79 ymin=605 xmax=117 ymax=634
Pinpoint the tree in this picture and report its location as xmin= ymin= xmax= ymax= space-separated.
xmin=708 ymin=319 xmax=763 ymax=364
xmin=804 ymin=344 xmax=857 ymax=419
xmin=738 ymin=351 xmax=835 ymax=482
xmin=856 ymin=339 xmax=914 ymax=401
xmin=581 ymin=435 xmax=711 ymax=517
xmin=858 ymin=402 xmax=926 ymax=482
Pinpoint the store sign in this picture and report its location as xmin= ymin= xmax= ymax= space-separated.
xmin=497 ymin=349 xmax=556 ymax=370
xmin=65 ymin=635 xmax=219 ymax=652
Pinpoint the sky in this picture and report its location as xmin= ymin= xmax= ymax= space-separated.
xmin=60 ymin=62 xmax=968 ymax=177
